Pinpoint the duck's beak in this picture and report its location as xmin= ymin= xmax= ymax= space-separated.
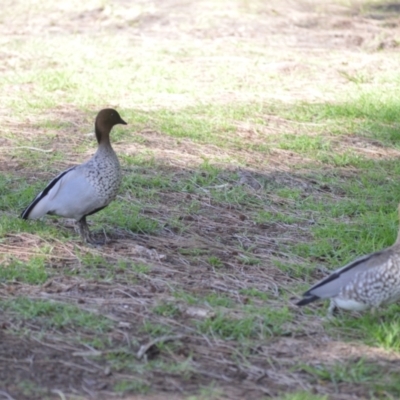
xmin=119 ymin=118 xmax=128 ymax=125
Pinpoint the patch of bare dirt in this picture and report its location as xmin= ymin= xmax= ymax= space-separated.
xmin=333 ymin=134 xmax=400 ymax=159
xmin=0 ymin=330 xmax=113 ymax=400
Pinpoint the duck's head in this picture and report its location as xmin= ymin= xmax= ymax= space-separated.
xmin=95 ymin=108 xmax=127 ymax=144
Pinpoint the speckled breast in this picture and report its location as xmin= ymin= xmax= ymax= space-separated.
xmin=85 ymin=149 xmax=122 ymax=204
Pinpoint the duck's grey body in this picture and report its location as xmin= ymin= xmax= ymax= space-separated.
xmin=21 ymin=108 xmax=126 ymax=244
xmin=297 ymin=207 xmax=400 ymax=315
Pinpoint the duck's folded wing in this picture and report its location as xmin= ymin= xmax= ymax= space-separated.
xmin=21 ymin=166 xmax=90 ymax=219
xmin=297 ymin=249 xmax=392 ymax=305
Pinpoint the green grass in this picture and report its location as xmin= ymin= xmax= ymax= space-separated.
xmin=0 ymin=297 xmax=114 ymax=332
xmin=153 ymin=302 xmax=181 ymax=317
xmin=297 ymin=358 xmax=400 ymax=398
xmin=0 ymin=256 xmax=48 ymax=284
xmin=279 ymin=393 xmax=328 ymax=400
xmin=15 ymin=380 xmax=48 ymax=399
xmin=327 ymin=305 xmax=400 ymax=351
xmin=113 ymin=380 xmax=150 ymax=395
xmin=187 ymin=384 xmax=225 ymax=400
xmin=198 ymin=305 xmax=291 ymax=340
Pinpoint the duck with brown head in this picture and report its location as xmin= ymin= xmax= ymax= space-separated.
xmin=21 ymin=108 xmax=127 ymax=244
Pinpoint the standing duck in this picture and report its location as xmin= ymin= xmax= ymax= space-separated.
xmin=297 ymin=205 xmax=400 ymax=316
xmin=21 ymin=108 xmax=127 ymax=244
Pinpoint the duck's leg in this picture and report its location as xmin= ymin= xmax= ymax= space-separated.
xmin=77 ymin=216 xmax=93 ymax=243
xmin=326 ymin=299 xmax=337 ymax=318
xmin=77 ymin=216 xmax=105 ymax=245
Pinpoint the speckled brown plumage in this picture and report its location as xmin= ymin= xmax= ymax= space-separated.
xmin=83 ymin=145 xmax=122 ymax=203
xmin=297 ymin=205 xmax=400 ymax=316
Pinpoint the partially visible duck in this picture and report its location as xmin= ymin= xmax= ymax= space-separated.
xmin=21 ymin=108 xmax=127 ymax=244
xmin=297 ymin=205 xmax=400 ymax=316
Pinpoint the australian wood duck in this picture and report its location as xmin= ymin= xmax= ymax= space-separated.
xmin=297 ymin=205 xmax=400 ymax=316
xmin=21 ymin=108 xmax=127 ymax=244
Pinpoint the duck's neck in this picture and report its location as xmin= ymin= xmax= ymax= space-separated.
xmin=95 ymin=123 xmax=111 ymax=147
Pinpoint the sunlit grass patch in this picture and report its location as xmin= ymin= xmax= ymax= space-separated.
xmin=328 ymin=305 xmax=400 ymax=352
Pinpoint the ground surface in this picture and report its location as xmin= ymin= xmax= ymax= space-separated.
xmin=2 ymin=0 xmax=400 ymax=399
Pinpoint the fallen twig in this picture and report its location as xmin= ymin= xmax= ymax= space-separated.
xmin=136 ymin=335 xmax=184 ymax=360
